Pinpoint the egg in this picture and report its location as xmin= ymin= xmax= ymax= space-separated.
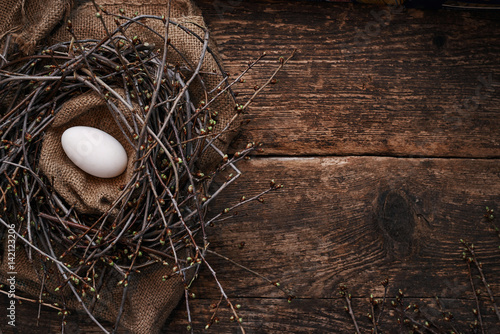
xmin=61 ymin=126 xmax=128 ymax=178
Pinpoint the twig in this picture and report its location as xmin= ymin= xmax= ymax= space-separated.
xmin=0 ymin=288 xmax=62 ymax=311
xmin=461 ymin=239 xmax=500 ymax=322
xmin=338 ymin=284 xmax=361 ymax=334
xmin=206 ymin=249 xmax=294 ymax=298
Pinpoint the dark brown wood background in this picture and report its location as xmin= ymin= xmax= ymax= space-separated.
xmin=2 ymin=1 xmax=500 ymax=333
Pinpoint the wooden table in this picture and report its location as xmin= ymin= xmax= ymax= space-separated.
xmin=2 ymin=1 xmax=500 ymax=333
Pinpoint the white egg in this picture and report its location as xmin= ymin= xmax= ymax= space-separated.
xmin=61 ymin=126 xmax=128 ymax=178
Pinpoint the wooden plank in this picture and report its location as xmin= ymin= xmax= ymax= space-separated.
xmin=4 ymin=294 xmax=500 ymax=333
xmin=167 ymin=297 xmax=500 ymax=333
xmin=4 ymin=295 xmax=500 ymax=333
xmin=189 ymin=157 xmax=500 ymax=297
xmin=168 ymin=156 xmax=500 ymax=332
xmin=4 ymin=156 xmax=499 ymax=333
xmin=194 ymin=0 xmax=500 ymax=158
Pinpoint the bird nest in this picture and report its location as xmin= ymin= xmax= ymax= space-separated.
xmin=0 ymin=8 xmax=290 ymax=332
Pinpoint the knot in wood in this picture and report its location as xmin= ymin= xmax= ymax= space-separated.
xmin=376 ymin=190 xmax=415 ymax=258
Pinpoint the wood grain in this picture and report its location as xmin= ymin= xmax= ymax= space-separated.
xmin=5 ymin=296 xmax=500 ymax=333
xmin=195 ymin=0 xmax=500 ymax=158
xmin=168 ymin=157 xmax=500 ymax=333
xmin=3 ymin=157 xmax=499 ymax=333
xmin=189 ymin=157 xmax=500 ymax=298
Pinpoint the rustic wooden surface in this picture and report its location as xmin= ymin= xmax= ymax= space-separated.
xmin=2 ymin=1 xmax=500 ymax=333
xmin=214 ymin=1 xmax=500 ymax=158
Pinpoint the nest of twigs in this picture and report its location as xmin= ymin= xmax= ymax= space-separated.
xmin=0 ymin=8 xmax=290 ymax=332
xmin=0 ymin=16 xmax=234 ymax=276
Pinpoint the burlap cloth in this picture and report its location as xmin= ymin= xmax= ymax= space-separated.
xmin=0 ymin=0 xmax=72 ymax=54
xmin=39 ymin=89 xmax=138 ymax=215
xmin=0 ymin=0 xmax=237 ymax=333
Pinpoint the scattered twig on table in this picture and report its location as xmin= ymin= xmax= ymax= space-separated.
xmin=339 ymin=284 xmax=361 ymax=334
xmin=461 ymin=239 xmax=500 ymax=323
